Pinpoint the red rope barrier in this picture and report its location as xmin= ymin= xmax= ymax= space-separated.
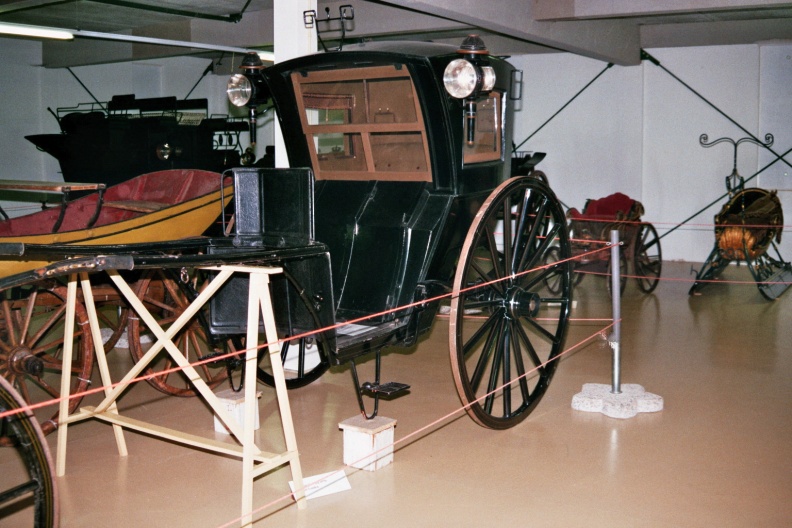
xmin=216 ymin=319 xmax=617 ymax=528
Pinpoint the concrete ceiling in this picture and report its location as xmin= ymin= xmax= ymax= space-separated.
xmin=1 ymin=0 xmax=791 ymax=67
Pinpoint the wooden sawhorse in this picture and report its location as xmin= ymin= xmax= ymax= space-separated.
xmin=57 ymin=265 xmax=305 ymax=526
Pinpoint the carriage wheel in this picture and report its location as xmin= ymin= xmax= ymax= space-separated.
xmin=0 ymin=285 xmax=93 ymax=443
xmin=449 ymin=177 xmax=573 ymax=429
xmin=606 ymin=249 xmax=628 ymax=296
xmin=633 ymin=223 xmax=662 ymax=293
xmin=0 ymin=375 xmax=58 ymax=527
xmin=256 ymin=270 xmax=331 ymax=389
xmin=566 ymin=226 xmax=586 ymax=287
xmin=94 ymin=297 xmax=130 ymax=353
xmin=127 ymin=269 xmax=227 ymax=397
xmin=747 ymin=250 xmax=792 ymax=301
xmin=542 ymin=246 xmax=564 ymax=294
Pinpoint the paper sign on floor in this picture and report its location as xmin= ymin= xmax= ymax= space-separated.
xmin=289 ymin=470 xmax=351 ymax=500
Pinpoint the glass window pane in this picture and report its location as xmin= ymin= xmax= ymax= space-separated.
xmin=463 ymin=92 xmax=502 ymax=164
xmin=371 ymin=132 xmax=428 ymax=172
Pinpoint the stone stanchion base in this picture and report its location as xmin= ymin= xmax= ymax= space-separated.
xmin=572 ymin=383 xmax=663 ymax=419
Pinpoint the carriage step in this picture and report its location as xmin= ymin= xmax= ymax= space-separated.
xmin=361 ymin=381 xmax=410 ymax=396
xmin=758 ymin=265 xmax=792 ymax=300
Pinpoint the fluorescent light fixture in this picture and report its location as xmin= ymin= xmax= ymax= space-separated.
xmin=0 ymin=22 xmax=273 ymax=60
xmin=74 ymin=29 xmax=270 ymax=59
xmin=0 ymin=22 xmax=73 ymax=40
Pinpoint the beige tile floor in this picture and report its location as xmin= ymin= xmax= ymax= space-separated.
xmin=2 ymin=261 xmax=791 ymax=527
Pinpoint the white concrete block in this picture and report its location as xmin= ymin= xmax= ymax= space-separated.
xmin=213 ymin=388 xmax=261 ymax=434
xmin=338 ymin=415 xmax=397 ymax=471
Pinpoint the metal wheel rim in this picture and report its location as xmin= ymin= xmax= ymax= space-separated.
xmin=0 ymin=375 xmax=59 ymax=527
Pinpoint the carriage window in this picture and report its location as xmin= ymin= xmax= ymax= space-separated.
xmin=292 ymin=65 xmax=431 ymax=182
xmin=463 ymin=92 xmax=502 ymax=164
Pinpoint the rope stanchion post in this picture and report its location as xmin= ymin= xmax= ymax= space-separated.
xmin=609 ymin=230 xmax=622 ymax=394
xmin=571 ymin=230 xmax=664 ymax=419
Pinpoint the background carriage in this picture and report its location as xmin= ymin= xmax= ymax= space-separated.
xmin=689 ymin=134 xmax=791 ymax=300
xmin=0 ymin=36 xmax=575 ymax=444
xmin=544 ymin=192 xmax=662 ymax=295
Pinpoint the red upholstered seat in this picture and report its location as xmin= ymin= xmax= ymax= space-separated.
xmin=582 ymin=192 xmax=638 ymax=220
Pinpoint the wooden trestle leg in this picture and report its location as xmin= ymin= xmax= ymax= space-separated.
xmin=55 ymin=265 xmax=305 ymax=525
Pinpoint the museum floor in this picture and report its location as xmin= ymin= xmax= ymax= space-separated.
xmin=3 ymin=261 xmax=791 ymax=527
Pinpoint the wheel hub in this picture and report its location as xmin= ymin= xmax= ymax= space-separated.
xmin=9 ymin=347 xmax=45 ymax=377
xmin=504 ymin=286 xmax=540 ymax=319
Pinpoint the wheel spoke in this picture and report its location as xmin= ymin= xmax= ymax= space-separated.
xmin=509 ymin=320 xmax=531 ymax=404
xmin=512 ymin=318 xmax=546 ymax=373
xmin=461 ymin=307 xmax=503 ymax=358
xmin=514 ymin=194 xmax=550 ymax=273
xmin=470 ymin=315 xmax=504 ymax=394
xmin=502 ymin=195 xmax=513 ymax=281
xmin=482 ymin=320 xmax=506 ymax=414
xmin=469 ymin=254 xmax=505 ymax=296
xmin=2 ymin=299 xmax=18 ymax=347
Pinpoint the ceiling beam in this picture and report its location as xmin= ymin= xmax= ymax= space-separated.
xmin=534 ymin=0 xmax=792 ymax=20
xmin=371 ymin=0 xmax=642 ymax=65
xmin=641 ymin=17 xmax=792 ymax=48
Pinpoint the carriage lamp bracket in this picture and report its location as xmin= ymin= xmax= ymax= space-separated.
xmin=699 ymin=133 xmax=774 ymax=196
xmin=304 ymin=5 xmax=354 ymax=52
xmin=349 ymin=352 xmax=410 ymax=420
xmin=227 ymin=52 xmax=271 ymax=161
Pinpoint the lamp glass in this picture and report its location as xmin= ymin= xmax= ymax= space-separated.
xmin=443 ymin=59 xmax=477 ymax=99
xmin=227 ymin=74 xmax=253 ymax=107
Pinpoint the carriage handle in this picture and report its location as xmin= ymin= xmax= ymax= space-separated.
xmin=699 ymin=133 xmax=774 ymax=196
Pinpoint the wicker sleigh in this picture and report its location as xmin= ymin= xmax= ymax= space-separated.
xmin=715 ymin=188 xmax=783 ymax=260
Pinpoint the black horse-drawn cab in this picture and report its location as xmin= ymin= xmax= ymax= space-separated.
xmin=218 ymin=37 xmax=574 ymax=428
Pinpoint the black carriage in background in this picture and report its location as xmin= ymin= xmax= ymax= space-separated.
xmin=26 ymin=95 xmax=249 ymax=191
xmin=214 ymin=36 xmax=574 ymax=428
xmin=690 ymin=134 xmax=791 ymax=300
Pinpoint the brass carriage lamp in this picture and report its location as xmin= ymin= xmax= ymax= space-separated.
xmin=443 ymin=35 xmax=496 ymax=145
xmin=227 ymin=52 xmax=271 ymax=164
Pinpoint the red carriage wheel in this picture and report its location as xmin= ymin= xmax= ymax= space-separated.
xmin=0 ymin=284 xmax=94 ymax=444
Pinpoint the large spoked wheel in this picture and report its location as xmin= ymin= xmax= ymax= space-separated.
xmin=127 ymin=269 xmax=227 ymax=397
xmin=0 ymin=375 xmax=58 ymax=527
xmin=633 ymin=223 xmax=662 ymax=293
xmin=449 ymin=177 xmax=573 ymax=429
xmin=0 ymin=285 xmax=94 ymax=444
xmin=256 ymin=270 xmax=331 ymax=389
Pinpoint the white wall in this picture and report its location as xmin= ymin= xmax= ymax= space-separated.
xmin=511 ymin=43 xmax=791 ymax=263
xmin=1 ymin=40 xmax=45 ymax=183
